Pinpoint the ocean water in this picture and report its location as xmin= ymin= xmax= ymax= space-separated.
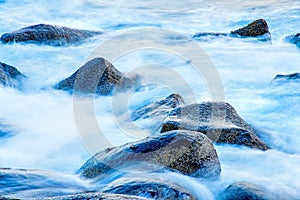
xmin=0 ymin=0 xmax=300 ymax=199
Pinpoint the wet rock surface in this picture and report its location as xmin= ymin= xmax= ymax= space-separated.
xmin=273 ymin=73 xmax=300 ymax=81
xmin=130 ymin=94 xmax=185 ymax=131
xmin=285 ymin=33 xmax=300 ymax=47
xmin=231 ymin=19 xmax=270 ymax=37
xmin=193 ymin=19 xmax=271 ymax=41
xmin=161 ymin=102 xmax=269 ymax=150
xmin=0 ymin=168 xmax=88 ymax=199
xmin=78 ymin=130 xmax=221 ymax=179
xmin=219 ymin=182 xmax=276 ymax=200
xmin=40 ymin=192 xmax=148 ymax=200
xmin=55 ymin=57 xmax=141 ymax=95
xmin=103 ymin=177 xmax=195 ymax=200
xmin=1 ymin=24 xmax=102 ymax=46
xmin=0 ymin=62 xmax=24 ymax=88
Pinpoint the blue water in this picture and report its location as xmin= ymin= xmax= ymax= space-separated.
xmin=1 ymin=0 xmax=300 ymax=199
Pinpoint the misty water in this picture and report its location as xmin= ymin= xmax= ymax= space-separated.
xmin=0 ymin=0 xmax=300 ymax=199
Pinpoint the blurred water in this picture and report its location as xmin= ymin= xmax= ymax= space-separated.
xmin=0 ymin=0 xmax=300 ymax=199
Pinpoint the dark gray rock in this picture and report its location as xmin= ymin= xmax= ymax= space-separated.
xmin=193 ymin=19 xmax=271 ymax=41
xmin=219 ymin=182 xmax=276 ymax=200
xmin=160 ymin=102 xmax=269 ymax=150
xmin=1 ymin=24 xmax=102 ymax=46
xmin=0 ymin=62 xmax=24 ymax=87
xmin=230 ymin=19 xmax=270 ymax=37
xmin=285 ymin=33 xmax=300 ymax=47
xmin=78 ymin=130 xmax=221 ymax=179
xmin=130 ymin=94 xmax=185 ymax=131
xmin=103 ymin=177 xmax=195 ymax=200
xmin=55 ymin=57 xmax=141 ymax=95
xmin=40 ymin=192 xmax=148 ymax=200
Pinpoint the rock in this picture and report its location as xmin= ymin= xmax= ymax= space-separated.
xmin=1 ymin=24 xmax=102 ymax=46
xmin=160 ymin=102 xmax=269 ymax=150
xmin=55 ymin=57 xmax=141 ymax=95
xmin=78 ymin=130 xmax=221 ymax=179
xmin=0 ymin=62 xmax=24 ymax=87
xmin=40 ymin=192 xmax=148 ymax=200
xmin=273 ymin=73 xmax=300 ymax=81
xmin=0 ymin=168 xmax=88 ymax=199
xmin=193 ymin=19 xmax=271 ymax=41
xmin=219 ymin=182 xmax=276 ymax=200
xmin=231 ymin=19 xmax=270 ymax=37
xmin=103 ymin=177 xmax=195 ymax=200
xmin=0 ymin=197 xmax=19 ymax=200
xmin=285 ymin=33 xmax=300 ymax=47
xmin=130 ymin=94 xmax=185 ymax=131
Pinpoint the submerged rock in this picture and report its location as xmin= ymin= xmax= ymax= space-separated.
xmin=78 ymin=130 xmax=221 ymax=179
xmin=193 ymin=19 xmax=271 ymax=41
xmin=103 ymin=177 xmax=195 ymax=200
xmin=40 ymin=192 xmax=148 ymax=200
xmin=0 ymin=122 xmax=16 ymax=139
xmin=285 ymin=33 xmax=300 ymax=47
xmin=161 ymin=102 xmax=269 ymax=150
xmin=219 ymin=182 xmax=276 ymax=200
xmin=0 ymin=62 xmax=24 ymax=88
xmin=55 ymin=57 xmax=141 ymax=95
xmin=0 ymin=168 xmax=88 ymax=199
xmin=130 ymin=94 xmax=185 ymax=131
xmin=1 ymin=24 xmax=102 ymax=46
xmin=273 ymin=73 xmax=300 ymax=81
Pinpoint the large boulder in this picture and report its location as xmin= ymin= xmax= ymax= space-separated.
xmin=103 ymin=177 xmax=195 ymax=200
xmin=1 ymin=24 xmax=102 ymax=46
xmin=219 ymin=182 xmax=276 ymax=200
xmin=40 ymin=192 xmax=148 ymax=200
xmin=193 ymin=19 xmax=271 ymax=41
xmin=160 ymin=102 xmax=269 ymax=150
xmin=130 ymin=94 xmax=185 ymax=132
xmin=78 ymin=130 xmax=221 ymax=179
xmin=55 ymin=57 xmax=141 ymax=95
xmin=285 ymin=33 xmax=300 ymax=47
xmin=0 ymin=62 xmax=24 ymax=88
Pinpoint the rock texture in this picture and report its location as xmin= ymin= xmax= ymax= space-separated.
xmin=219 ymin=182 xmax=276 ymax=200
xmin=193 ymin=19 xmax=271 ymax=41
xmin=103 ymin=177 xmax=195 ymax=200
xmin=0 ymin=62 xmax=24 ymax=87
xmin=40 ymin=193 xmax=148 ymax=200
xmin=55 ymin=57 xmax=141 ymax=95
xmin=231 ymin=19 xmax=270 ymax=37
xmin=130 ymin=94 xmax=185 ymax=131
xmin=1 ymin=24 xmax=102 ymax=46
xmin=78 ymin=130 xmax=221 ymax=179
xmin=161 ymin=102 xmax=269 ymax=150
xmin=285 ymin=33 xmax=300 ymax=47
